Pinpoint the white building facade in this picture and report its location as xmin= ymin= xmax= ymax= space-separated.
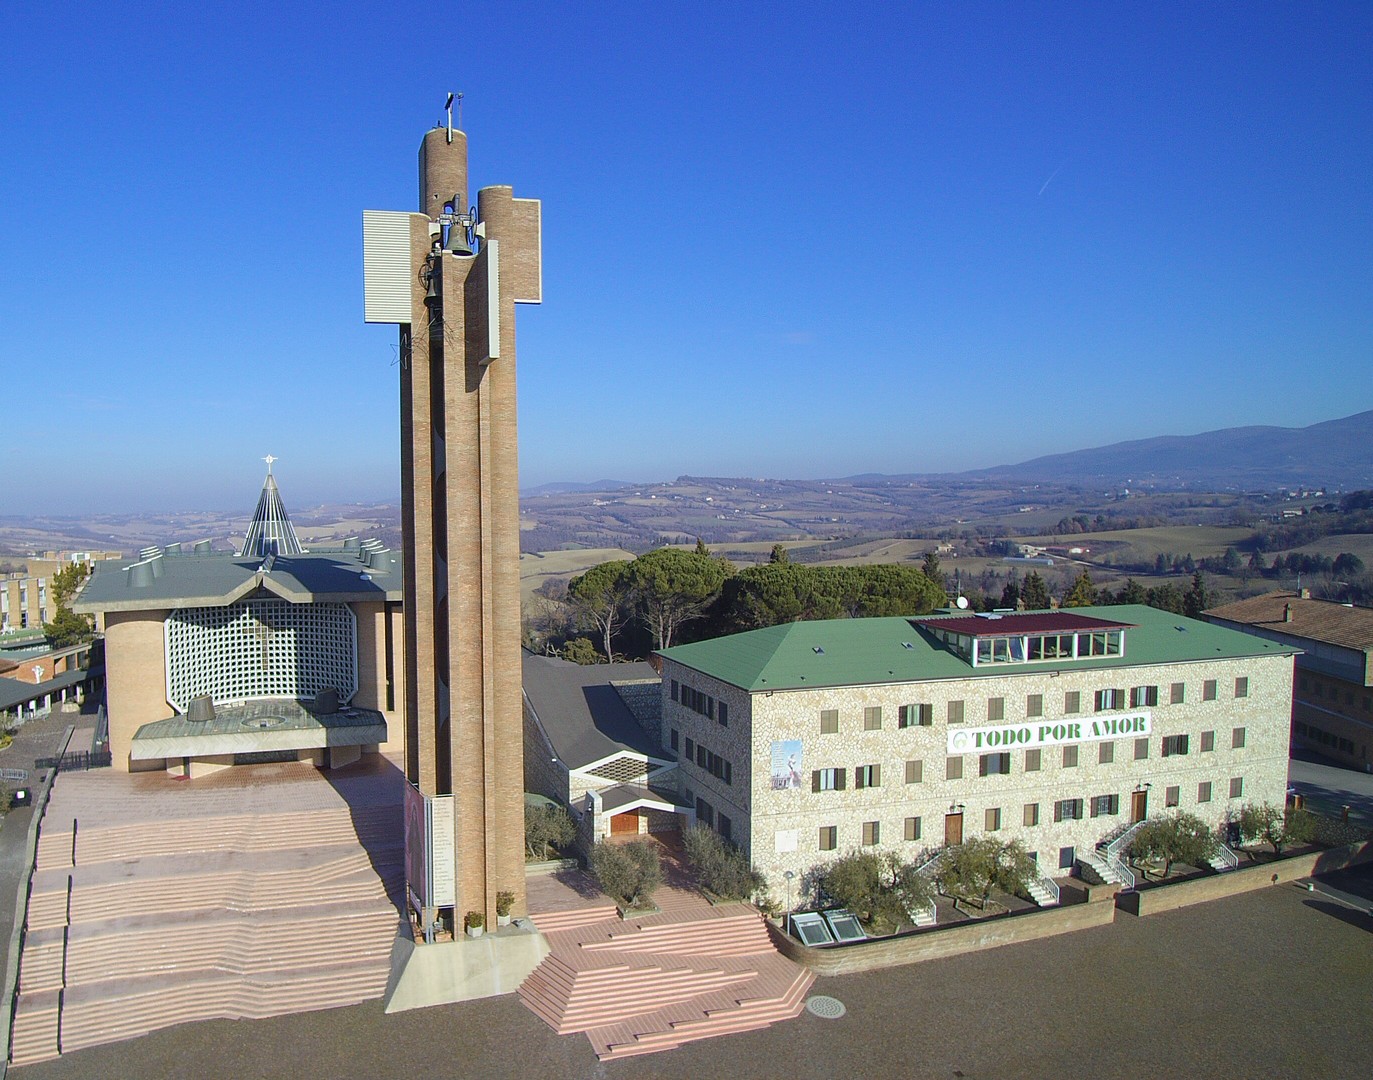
xmin=657 ymin=606 xmax=1296 ymax=899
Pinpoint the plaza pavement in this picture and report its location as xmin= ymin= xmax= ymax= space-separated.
xmin=1289 ymin=749 xmax=1373 ymax=825
xmin=10 ymin=862 xmax=1371 ymax=1080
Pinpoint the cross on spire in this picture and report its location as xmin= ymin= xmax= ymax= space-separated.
xmin=263 ymin=454 xmax=278 ymax=473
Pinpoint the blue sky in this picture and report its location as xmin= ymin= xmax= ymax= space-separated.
xmin=2 ymin=2 xmax=1370 ymax=514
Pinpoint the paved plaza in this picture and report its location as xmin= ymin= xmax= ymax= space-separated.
xmin=10 ymin=862 xmax=1371 ymax=1080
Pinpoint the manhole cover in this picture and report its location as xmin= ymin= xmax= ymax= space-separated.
xmin=806 ymin=995 xmax=846 ymax=1020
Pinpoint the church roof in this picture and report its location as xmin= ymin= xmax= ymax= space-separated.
xmin=240 ymin=461 xmax=303 ymax=558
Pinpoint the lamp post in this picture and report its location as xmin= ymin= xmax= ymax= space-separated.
xmin=783 ymin=870 xmax=795 ymax=937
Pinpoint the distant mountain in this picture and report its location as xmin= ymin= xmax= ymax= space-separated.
xmin=843 ymin=409 xmax=1373 ymax=491
xmin=522 ymin=479 xmax=638 ymax=496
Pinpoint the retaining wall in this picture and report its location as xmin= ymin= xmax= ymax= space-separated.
xmin=768 ymin=889 xmax=1119 ymax=977
xmin=1117 ymin=841 xmax=1373 ymax=917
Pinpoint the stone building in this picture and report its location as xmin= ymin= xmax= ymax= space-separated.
xmin=1205 ymin=589 xmax=1373 ymax=771
xmin=657 ymin=605 xmax=1295 ymax=899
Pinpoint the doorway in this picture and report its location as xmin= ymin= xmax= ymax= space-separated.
xmin=610 ymin=810 xmax=642 ymax=836
xmin=1131 ymin=789 xmax=1148 ymax=822
xmin=944 ymin=811 xmax=964 ymax=846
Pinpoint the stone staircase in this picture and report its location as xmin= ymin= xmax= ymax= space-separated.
xmin=9 ymin=769 xmax=403 ymax=1067
xmin=521 ymin=901 xmax=813 ymax=1061
xmin=1207 ymin=842 xmax=1240 ymax=873
xmin=1025 ymin=876 xmax=1061 ymax=907
xmin=1075 ymin=847 xmax=1132 ymax=889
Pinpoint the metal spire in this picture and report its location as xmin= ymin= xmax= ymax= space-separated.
xmin=239 ymin=459 xmax=303 ymax=558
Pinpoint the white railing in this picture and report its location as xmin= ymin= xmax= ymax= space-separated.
xmin=1034 ymin=874 xmax=1060 ymax=905
xmin=1100 ymin=820 xmax=1146 ymax=892
xmin=1212 ymin=841 xmax=1239 ymax=870
xmin=908 ymin=897 xmax=937 ymax=926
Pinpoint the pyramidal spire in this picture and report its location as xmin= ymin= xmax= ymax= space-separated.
xmin=239 ymin=456 xmax=304 ymax=558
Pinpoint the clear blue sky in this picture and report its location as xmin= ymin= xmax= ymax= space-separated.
xmin=3 ymin=2 xmax=1370 ymax=514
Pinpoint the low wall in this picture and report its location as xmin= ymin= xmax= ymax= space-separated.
xmin=1118 ymin=841 xmax=1373 ymax=917
xmin=769 ymin=892 xmax=1118 ymax=977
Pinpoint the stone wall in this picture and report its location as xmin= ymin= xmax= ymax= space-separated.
xmin=769 ymin=890 xmax=1119 ymax=977
xmin=1118 ymin=840 xmax=1373 ymax=916
xmin=612 ymin=679 xmax=662 ymax=743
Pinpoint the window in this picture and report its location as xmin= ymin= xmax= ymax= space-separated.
xmin=670 ymin=679 xmax=679 ymax=702
xmin=1134 ymin=737 xmax=1149 ymax=761
xmin=1064 ymin=691 xmax=1081 ymax=715
xmin=1165 ymin=785 xmax=1180 ymax=808
xmin=681 ymin=684 xmax=715 ymax=720
xmin=987 ymin=697 xmax=1005 ymax=723
xmin=820 ymin=709 xmax=839 ymax=734
xmin=861 ymin=821 xmax=881 ymax=846
xmin=812 ymin=768 xmax=845 ymax=792
xmin=1062 ymin=745 xmax=1079 ymax=768
xmin=1059 ymin=846 xmax=1076 ymax=870
xmin=718 ymin=701 xmax=728 ymax=726
xmin=1130 ymin=685 xmax=1159 ymax=708
xmin=947 ymin=700 xmax=965 ymax=724
xmin=685 ymin=736 xmax=695 ymax=759
xmin=1098 ymin=740 xmax=1115 ymax=765
xmin=1054 ymin=798 xmax=1084 ymax=822
xmin=1230 ymin=777 xmax=1244 ymax=799
xmin=1024 ymin=802 xmax=1039 ymax=827
xmin=696 ymin=797 xmax=714 ymax=829
xmin=1025 ymin=748 xmax=1041 ymax=772
xmin=985 ymin=807 xmax=1002 ymax=831
xmin=1300 ymin=676 xmax=1310 ymax=692
xmin=1232 ymin=727 xmax=1246 ymax=749
xmin=1234 ymin=677 xmax=1249 ymax=699
xmin=855 ymin=764 xmax=880 ymax=789
xmin=979 ymin=752 xmax=1011 ymax=776
xmin=819 ymin=826 xmax=837 ymax=851
xmin=946 ymin=756 xmax=964 ymax=780
xmin=1198 ymin=781 xmax=1212 ymax=803
xmin=717 ymin=813 xmax=732 ymax=842
xmin=864 ymin=706 xmax=882 ymax=731
xmin=899 ymin=703 xmax=932 ymax=728
xmin=904 ymin=816 xmax=922 ymax=842
xmin=1162 ymin=735 xmax=1189 ymax=757
xmin=1095 ymin=689 xmax=1126 ymax=712
xmin=1203 ymin=679 xmax=1217 ymax=701
xmin=905 ymin=759 xmax=923 ymax=784
xmin=1091 ymin=794 xmax=1119 ymax=817
xmin=670 ymin=728 xmax=679 ymax=751
xmin=1026 ymin=693 xmax=1043 ymax=718
xmin=1201 ymin=730 xmax=1215 ymax=753
xmin=1170 ymin=682 xmax=1186 ymax=705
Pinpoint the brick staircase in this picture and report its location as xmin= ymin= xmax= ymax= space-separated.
xmin=519 ymin=900 xmax=813 ymax=1061
xmin=9 ymin=767 xmax=404 ymax=1067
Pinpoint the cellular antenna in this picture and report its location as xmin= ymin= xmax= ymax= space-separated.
xmin=445 ymin=93 xmax=455 ymax=143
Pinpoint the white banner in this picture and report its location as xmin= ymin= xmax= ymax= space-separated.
xmin=948 ymin=712 xmax=1151 ymax=755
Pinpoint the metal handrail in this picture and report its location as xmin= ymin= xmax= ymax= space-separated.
xmin=1098 ymin=821 xmax=1145 ymax=892
xmin=1034 ymin=874 xmax=1060 ymax=905
xmin=1212 ymin=841 xmax=1239 ymax=869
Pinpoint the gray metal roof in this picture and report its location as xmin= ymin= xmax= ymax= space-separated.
xmin=521 ymin=652 xmax=662 ymax=769
xmin=0 ymin=668 xmax=89 ymax=712
xmin=72 ymin=547 xmax=402 ymax=613
xmin=129 ymin=698 xmax=386 ymax=761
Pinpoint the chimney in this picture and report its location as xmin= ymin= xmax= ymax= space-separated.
xmin=1299 ymin=588 xmax=1311 ymax=600
xmin=1283 ymin=603 xmax=1292 ymax=623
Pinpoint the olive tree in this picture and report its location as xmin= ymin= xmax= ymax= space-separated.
xmin=1237 ymin=803 xmax=1316 ymax=856
xmin=681 ymin=824 xmax=765 ymax=901
xmin=1127 ymin=812 xmax=1219 ymax=878
xmin=936 ymin=837 xmax=1038 ymax=904
xmin=816 ymin=851 xmax=934 ymax=935
xmin=590 ymin=840 xmax=662 ymax=910
xmin=525 ymin=803 xmax=576 ymax=861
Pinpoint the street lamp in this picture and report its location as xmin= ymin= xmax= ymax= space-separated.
xmin=783 ymin=870 xmax=796 ymax=937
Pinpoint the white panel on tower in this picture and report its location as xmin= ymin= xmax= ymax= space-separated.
xmin=362 ymin=210 xmax=415 ymax=323
xmin=486 ymin=237 xmax=501 ymax=362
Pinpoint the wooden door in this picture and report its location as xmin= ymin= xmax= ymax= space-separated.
xmin=1131 ymin=790 xmax=1148 ymax=822
xmin=610 ymin=811 xmax=640 ymax=835
xmin=944 ymin=811 xmax=964 ymax=846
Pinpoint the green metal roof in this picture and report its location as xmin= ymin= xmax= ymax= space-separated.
xmin=657 ymin=605 xmax=1299 ymax=692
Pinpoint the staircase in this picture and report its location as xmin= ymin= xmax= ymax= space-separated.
xmin=1208 ymin=842 xmax=1240 ymax=872
xmin=1075 ymin=848 xmax=1133 ymax=889
xmin=9 ymin=765 xmax=404 ymax=1067
xmin=1025 ymin=875 xmax=1060 ymax=907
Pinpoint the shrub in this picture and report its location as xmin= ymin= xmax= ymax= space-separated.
xmin=590 ymin=840 xmax=662 ymax=909
xmin=465 ymin=910 xmax=484 ymax=930
xmin=936 ymin=837 xmax=1038 ymax=903
xmin=525 ymin=803 xmax=576 ymax=861
xmin=816 ymin=851 xmax=934 ymax=935
xmin=1237 ymin=803 xmax=1317 ymax=855
xmin=681 ymin=825 xmax=765 ymax=901
xmin=495 ymin=890 xmax=515 ymax=917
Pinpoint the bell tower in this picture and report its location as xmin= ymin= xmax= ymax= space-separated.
xmin=364 ymin=117 xmax=541 ymax=938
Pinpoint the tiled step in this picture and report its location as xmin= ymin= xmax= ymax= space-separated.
xmin=579 ymin=914 xmax=772 ymax=956
xmin=8 ymin=995 xmax=60 ymax=1066
xmin=527 ymin=905 xmax=619 ymax=934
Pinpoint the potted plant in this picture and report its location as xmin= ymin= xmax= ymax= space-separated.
xmin=495 ymin=890 xmax=515 ymax=927
xmin=465 ymin=910 xmax=485 ymax=939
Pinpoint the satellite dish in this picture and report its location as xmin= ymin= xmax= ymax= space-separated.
xmin=956 ymin=596 xmax=969 ymax=610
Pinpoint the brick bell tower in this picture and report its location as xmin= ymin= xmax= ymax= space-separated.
xmin=364 ymin=113 xmax=541 ymax=940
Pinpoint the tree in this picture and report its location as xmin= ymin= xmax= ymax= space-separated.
xmin=1021 ymin=571 xmax=1051 ymax=611
xmin=43 ymin=561 xmax=94 ymax=648
xmin=681 ymin=824 xmax=765 ymax=901
xmin=767 ymin=544 xmax=790 ymax=565
xmin=694 ymin=538 xmax=710 ymax=556
xmin=629 ymin=547 xmax=731 ymax=649
xmin=921 ymin=551 xmax=942 ymax=582
xmin=1114 ymin=578 xmax=1147 ymax=605
xmin=590 ymin=839 xmax=662 ymax=909
xmin=1333 ymin=553 xmax=1365 ymax=578
xmin=525 ymin=802 xmax=576 ymax=861
xmin=1127 ymin=813 xmax=1219 ymax=879
xmin=566 ymin=559 xmax=633 ymax=661
xmin=1237 ymin=803 xmax=1316 ymax=856
xmin=1146 ymin=582 xmax=1185 ymax=614
xmin=935 ymin=837 xmax=1038 ymax=904
xmin=999 ymin=574 xmax=1021 ymax=610
xmin=1182 ymin=571 xmax=1211 ymax=618
xmin=50 ymin=562 xmax=90 ymax=608
xmin=1062 ymin=569 xmax=1097 ymax=608
xmin=816 ymin=850 xmax=934 ymax=935
xmin=560 ymin=637 xmax=600 ymax=665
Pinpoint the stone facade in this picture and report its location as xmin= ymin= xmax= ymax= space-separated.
xmin=662 ymin=649 xmax=1293 ymax=903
